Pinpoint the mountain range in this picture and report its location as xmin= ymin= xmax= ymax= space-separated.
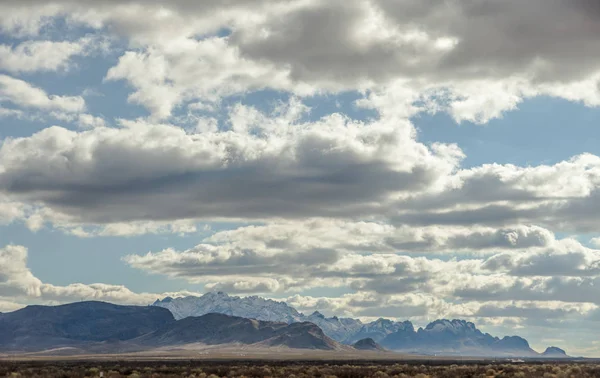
xmin=0 ymin=301 xmax=348 ymax=353
xmin=0 ymin=293 xmax=571 ymax=358
xmin=0 ymin=301 xmax=174 ymax=352
xmin=153 ymin=292 xmax=364 ymax=341
xmin=135 ymin=312 xmax=346 ymax=351
xmin=153 ymin=292 xmax=569 ymax=358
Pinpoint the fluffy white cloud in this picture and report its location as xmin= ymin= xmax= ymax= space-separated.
xmin=0 ymin=103 xmax=460 ymax=224
xmin=393 ymin=154 xmax=600 ymax=232
xmin=0 ymin=244 xmax=199 ymax=308
xmin=206 ymin=220 xmax=555 ymax=255
xmin=124 ymin=224 xmax=600 ymax=307
xmin=0 ymin=38 xmax=92 ymax=73
xmin=77 ymin=113 xmax=106 ymax=129
xmin=0 ymin=0 xmax=596 ymax=120
xmin=1 ymin=0 xmax=600 ymax=354
xmin=0 ymin=74 xmax=85 ymax=113
xmin=0 ymin=299 xmax=24 ymax=312
xmin=0 ymin=245 xmax=43 ymax=297
xmin=2 ymin=99 xmax=600 ymax=235
xmin=104 ymin=39 xmax=304 ymax=120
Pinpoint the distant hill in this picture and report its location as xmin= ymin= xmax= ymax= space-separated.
xmin=380 ymin=319 xmax=538 ymax=357
xmin=0 ymin=301 xmax=174 ymax=352
xmin=542 ymin=346 xmax=570 ymax=358
xmin=352 ymin=338 xmax=386 ymax=351
xmin=134 ymin=313 xmax=344 ymax=350
xmin=0 ymin=302 xmax=345 ymax=353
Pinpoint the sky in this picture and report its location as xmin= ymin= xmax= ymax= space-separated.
xmin=1 ymin=0 xmax=600 ymax=356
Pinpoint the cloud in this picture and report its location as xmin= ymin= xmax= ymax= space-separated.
xmin=453 ymin=276 xmax=600 ymax=305
xmin=474 ymin=303 xmax=593 ymax=320
xmin=77 ymin=113 xmax=106 ymax=129
xmin=482 ymin=240 xmax=600 ymax=277
xmin=1 ymin=0 xmax=600 ymax=354
xmin=124 ymin=243 xmax=343 ymax=293
xmin=0 ymin=245 xmax=43 ymax=297
xmin=0 ymin=299 xmax=24 ymax=312
xmin=82 ymin=1 xmax=600 ymax=119
xmin=0 ymin=103 xmax=460 ymax=225
xmin=0 ymin=1 xmax=596 ymax=120
xmin=104 ymin=39 xmax=302 ymax=120
xmin=0 ymin=74 xmax=85 ymax=113
xmin=0 ymin=38 xmax=92 ymax=73
xmin=1 ymin=99 xmax=599 ymax=236
xmin=0 ymin=243 xmax=199 ymax=308
xmin=392 ymin=154 xmax=600 ymax=232
xmin=205 ymin=220 xmax=555 ymax=255
xmin=66 ymin=219 xmax=198 ymax=237
xmin=124 ymin=224 xmax=600 ymax=307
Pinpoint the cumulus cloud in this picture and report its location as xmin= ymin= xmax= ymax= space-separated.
xmin=1 ymin=0 xmax=600 ymax=354
xmin=482 ymin=239 xmax=600 ymax=277
xmin=124 ymin=224 xmax=600 ymax=309
xmin=0 ymin=0 xmax=596 ymax=120
xmin=0 ymin=74 xmax=85 ymax=113
xmin=2 ymin=100 xmax=600 ymax=236
xmin=104 ymin=39 xmax=303 ymax=120
xmin=206 ymin=220 xmax=555 ymax=255
xmin=0 ymin=38 xmax=93 ymax=73
xmin=0 ymin=245 xmax=43 ymax=298
xmin=0 ymin=243 xmax=199 ymax=309
xmin=393 ymin=154 xmax=600 ymax=232
xmin=0 ymin=299 xmax=24 ymax=312
xmin=0 ymin=104 xmax=461 ymax=224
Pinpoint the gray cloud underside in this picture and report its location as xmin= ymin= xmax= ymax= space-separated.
xmin=3 ymin=0 xmax=598 ymax=82
xmin=1 ymin=0 xmax=600 ymax=355
xmin=0 ymin=110 xmax=460 ymax=225
xmin=1 ymin=117 xmax=599 ymax=235
xmin=0 ymin=0 xmax=599 ymax=122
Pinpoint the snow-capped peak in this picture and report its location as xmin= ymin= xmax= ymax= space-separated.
xmin=153 ymin=292 xmax=364 ymax=342
xmin=153 ymin=291 xmax=304 ymax=323
xmin=424 ymin=319 xmax=477 ymax=333
xmin=309 ymin=311 xmax=325 ymax=319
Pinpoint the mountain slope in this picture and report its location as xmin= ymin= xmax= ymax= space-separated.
xmin=348 ymin=318 xmax=413 ymax=344
xmin=353 ymin=338 xmax=386 ymax=351
xmin=542 ymin=346 xmax=569 ymax=358
xmin=0 ymin=301 xmax=175 ymax=352
xmin=135 ymin=313 xmax=344 ymax=350
xmin=153 ymin=292 xmax=362 ymax=342
xmin=152 ymin=293 xmax=566 ymax=357
xmin=304 ymin=311 xmax=363 ymax=342
xmin=381 ymin=319 xmax=538 ymax=357
xmin=153 ymin=292 xmax=303 ymax=323
xmin=0 ymin=298 xmax=569 ymax=357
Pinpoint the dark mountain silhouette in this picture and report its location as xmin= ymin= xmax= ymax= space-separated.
xmin=542 ymin=346 xmax=569 ymax=358
xmin=151 ymin=293 xmax=568 ymax=357
xmin=352 ymin=337 xmax=386 ymax=351
xmin=0 ymin=301 xmax=174 ymax=352
xmin=0 ymin=299 xmax=569 ymax=357
xmin=153 ymin=293 xmax=362 ymax=341
xmin=135 ymin=312 xmax=344 ymax=350
xmin=346 ymin=318 xmax=412 ymax=344
xmin=380 ymin=319 xmax=539 ymax=357
xmin=492 ymin=336 xmax=532 ymax=352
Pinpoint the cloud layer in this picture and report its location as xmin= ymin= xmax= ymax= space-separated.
xmin=1 ymin=0 xmax=600 ymax=355
xmin=0 ymin=244 xmax=197 ymax=311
